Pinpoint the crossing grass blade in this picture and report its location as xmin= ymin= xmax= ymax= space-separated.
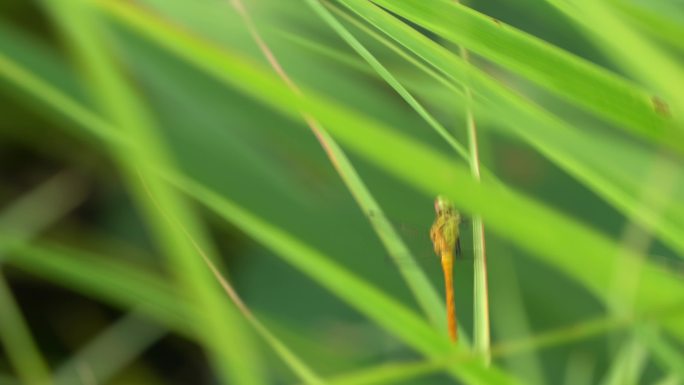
xmin=328 ymin=0 xmax=684 ymax=257
xmin=364 ymin=0 xmax=684 ymax=153
xmin=39 ymin=1 xmax=266 ymax=383
xmin=5 ymin=0 xmax=684 ymax=343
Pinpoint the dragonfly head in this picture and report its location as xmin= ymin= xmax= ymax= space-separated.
xmin=434 ymin=195 xmax=455 ymax=216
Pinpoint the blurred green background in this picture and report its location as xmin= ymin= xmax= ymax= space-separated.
xmin=1 ymin=0 xmax=683 ymax=384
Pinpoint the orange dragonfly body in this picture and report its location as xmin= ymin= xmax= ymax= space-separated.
xmin=429 ymin=196 xmax=461 ymax=343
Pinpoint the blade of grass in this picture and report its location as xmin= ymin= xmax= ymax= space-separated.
xmin=6 ymin=1 xmax=684 ymax=357
xmin=332 ymin=0 xmax=684 ymax=257
xmin=229 ymin=0 xmax=449 ymax=340
xmin=600 ymin=336 xmax=648 ymax=385
xmin=544 ymin=0 xmax=684 ymax=118
xmin=653 ymin=375 xmax=681 ymax=385
xmin=7 ymin=1 xmax=684 ymax=345
xmin=139 ymin=171 xmax=324 ymax=385
xmin=325 ymin=360 xmax=446 ymax=385
xmin=0 ymin=171 xmax=88 ymax=242
xmin=39 ymin=1 xmax=265 ymax=384
xmin=164 ymin=173 xmax=522 ymax=385
xmin=489 ymin=247 xmax=546 ymax=385
xmin=0 ymin=275 xmax=52 ymax=385
xmin=5 ymin=242 xmax=682 ymax=385
xmin=53 ymin=311 xmax=166 ymax=385
xmin=307 ymin=0 xmax=468 ymax=159
xmin=365 ymin=0 xmax=683 ymax=152
xmin=0 ymin=172 xmax=88 ymax=385
xmin=449 ymin=0 xmax=490 ymax=363
xmin=606 ymin=0 xmax=684 ymax=53
xmin=637 ymin=325 xmax=684 ymax=382
xmin=562 ymin=352 xmax=595 ymax=385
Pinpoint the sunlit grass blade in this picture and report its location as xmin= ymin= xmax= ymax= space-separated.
xmin=307 ymin=0 xmax=467 ymax=159
xmin=449 ymin=0 xmax=491 ymax=362
xmin=39 ymin=1 xmax=265 ymax=384
xmin=637 ymin=326 xmax=684 ymax=382
xmin=600 ymin=336 xmax=648 ymax=385
xmin=305 ymin=126 xmax=450 ymax=336
xmin=605 ymin=0 xmax=684 ymax=54
xmin=365 ymin=0 xmax=683 ymax=152
xmin=5 ymin=0 xmax=684 ymax=345
xmin=231 ymin=0 xmax=450 ymax=341
xmin=3 ymin=242 xmax=191 ymax=334
xmin=302 ymin=0 xmax=463 ymax=341
xmin=165 ymin=174 xmax=528 ymax=385
xmin=331 ymin=0 xmax=684 ymax=257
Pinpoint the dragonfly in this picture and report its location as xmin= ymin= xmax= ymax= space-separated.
xmin=429 ymin=196 xmax=461 ymax=343
xmin=366 ymin=198 xmax=468 ymax=342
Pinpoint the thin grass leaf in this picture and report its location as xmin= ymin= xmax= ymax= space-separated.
xmin=605 ymin=0 xmax=684 ymax=53
xmin=0 ymin=276 xmax=52 ymax=385
xmin=7 ymin=1 xmax=684 ymax=345
xmin=544 ymin=0 xmax=684 ymax=118
xmin=53 ymin=311 xmax=166 ymax=385
xmin=600 ymin=336 xmax=648 ymax=385
xmin=307 ymin=0 xmax=468 ymax=159
xmin=147 ymin=177 xmax=325 ymax=385
xmin=39 ymin=1 xmax=265 ymax=383
xmin=0 ymin=172 xmax=88 ymax=385
xmin=637 ymin=325 xmax=684 ymax=382
xmin=3 ymin=242 xmax=192 ymax=334
xmin=165 ymin=174 xmax=527 ymax=385
xmin=230 ymin=0 xmax=451 ymax=343
xmin=449 ymin=0 xmax=491 ymax=363
xmin=302 ymin=0 xmax=463 ymax=341
xmin=653 ymin=375 xmax=681 ymax=385
xmin=365 ymin=0 xmax=683 ymax=152
xmin=324 ymin=360 xmax=446 ymax=385
xmin=332 ymin=0 xmax=684 ymax=257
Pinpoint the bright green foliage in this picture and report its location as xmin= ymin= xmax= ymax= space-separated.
xmin=0 ymin=0 xmax=683 ymax=384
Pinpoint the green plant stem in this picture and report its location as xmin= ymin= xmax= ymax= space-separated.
xmin=453 ymin=0 xmax=491 ymax=364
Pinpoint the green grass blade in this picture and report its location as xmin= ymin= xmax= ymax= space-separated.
xmin=7 ymin=1 xmax=684 ymax=343
xmin=606 ymin=0 xmax=684 ymax=54
xmin=307 ymin=0 xmax=468 ymax=159
xmin=305 ymin=127 xmax=449 ymax=335
xmin=165 ymin=174 xmax=526 ymax=385
xmin=3 ymin=242 xmax=191 ymax=334
xmin=0 ymin=172 xmax=88 ymax=385
xmin=231 ymin=0 xmax=450 ymax=342
xmin=53 ymin=311 xmax=166 ymax=385
xmin=365 ymin=0 xmax=682 ymax=152
xmin=544 ymin=0 xmax=684 ymax=118
xmin=638 ymin=326 xmax=684 ymax=382
xmin=331 ymin=0 xmax=684 ymax=257
xmin=39 ymin=1 xmax=266 ymax=383
xmin=600 ymin=336 xmax=648 ymax=385
xmin=0 ymin=276 xmax=52 ymax=385
xmin=302 ymin=0 xmax=463 ymax=341
xmin=324 ymin=360 xmax=447 ymax=385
